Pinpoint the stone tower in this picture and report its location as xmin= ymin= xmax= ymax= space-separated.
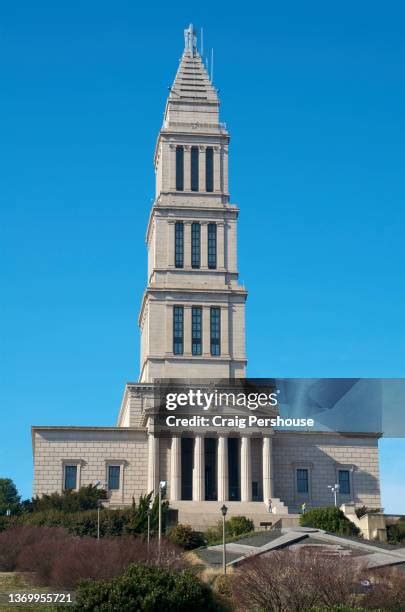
xmin=139 ymin=24 xmax=247 ymax=382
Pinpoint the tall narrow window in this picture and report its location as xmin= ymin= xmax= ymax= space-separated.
xmin=206 ymin=147 xmax=214 ymax=192
xmin=173 ymin=306 xmax=184 ymax=355
xmin=208 ymin=223 xmax=217 ymax=269
xmin=175 ymin=221 xmax=184 ymax=268
xmin=176 ymin=146 xmax=184 ymax=191
xmin=191 ymin=222 xmax=201 ymax=268
xmin=210 ymin=307 xmax=221 ymax=356
xmin=64 ymin=465 xmax=77 ymax=490
xmin=192 ymin=306 xmax=202 ymax=355
xmin=339 ymin=470 xmax=350 ymax=494
xmin=297 ymin=468 xmax=309 ymax=493
xmin=191 ymin=146 xmax=199 ymax=191
xmin=108 ymin=465 xmax=120 ymax=490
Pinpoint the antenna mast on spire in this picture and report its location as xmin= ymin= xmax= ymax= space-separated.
xmin=184 ymin=23 xmax=197 ymax=57
xmin=211 ymin=48 xmax=214 ymax=83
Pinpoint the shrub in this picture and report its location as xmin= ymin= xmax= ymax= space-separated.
xmin=45 ymin=537 xmax=184 ymax=589
xmin=361 ymin=566 xmax=405 ymax=610
xmin=230 ymin=549 xmax=363 ymax=610
xmin=2 ymin=492 xmax=169 ymax=539
xmin=387 ymin=520 xmax=405 ymax=544
xmin=0 ymin=525 xmax=70 ymax=572
xmin=168 ymin=524 xmax=206 ymax=550
xmin=226 ymin=515 xmax=254 ymax=537
xmin=31 ymin=484 xmax=107 ymax=513
xmin=204 ymin=524 xmax=222 ymax=545
xmin=355 ymin=505 xmax=381 ymax=519
xmin=17 ymin=528 xmax=73 ymax=585
xmin=0 ymin=525 xmax=184 ymax=589
xmin=300 ymin=506 xmax=360 ymax=536
xmin=73 ymin=562 xmax=224 ymax=611
xmin=124 ymin=492 xmax=169 ymax=536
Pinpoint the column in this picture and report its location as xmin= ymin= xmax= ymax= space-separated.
xmin=202 ymin=305 xmax=210 ymax=356
xmin=170 ymin=436 xmax=181 ymax=501
xmin=147 ymin=434 xmax=160 ymax=495
xmin=192 ymin=435 xmax=204 ymax=501
xmin=240 ymin=436 xmax=252 ymax=502
xmin=168 ymin=143 xmax=176 ymax=191
xmin=213 ymin=146 xmax=221 ymax=192
xmin=165 ymin=304 xmax=173 ymax=354
xmin=217 ymin=436 xmax=228 ymax=501
xmin=217 ymin=222 xmax=225 ymax=269
xmin=184 ymin=145 xmax=191 ymax=191
xmin=222 ymin=145 xmax=229 ymax=195
xmin=262 ymin=435 xmax=274 ymax=502
xmin=184 ymin=221 xmax=192 ymax=268
xmin=220 ymin=304 xmax=229 ymax=357
xmin=184 ymin=305 xmax=192 ymax=356
xmin=201 ymin=222 xmax=208 ymax=268
xmin=198 ymin=146 xmax=206 ymax=192
xmin=167 ymin=221 xmax=175 ymax=268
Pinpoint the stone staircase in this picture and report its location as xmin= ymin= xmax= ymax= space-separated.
xmin=170 ymin=499 xmax=290 ymax=530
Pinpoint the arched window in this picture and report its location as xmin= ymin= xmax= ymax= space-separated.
xmin=175 ymin=221 xmax=184 ymax=268
xmin=191 ymin=222 xmax=201 ymax=268
xmin=191 ymin=146 xmax=199 ymax=191
xmin=206 ymin=147 xmax=214 ymax=192
xmin=176 ymin=146 xmax=184 ymax=191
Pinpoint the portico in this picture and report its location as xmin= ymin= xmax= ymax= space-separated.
xmin=148 ymin=432 xmax=275 ymax=504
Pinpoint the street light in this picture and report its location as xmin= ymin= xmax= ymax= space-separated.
xmin=146 ymin=504 xmax=152 ymax=558
xmin=220 ymin=504 xmax=228 ymax=575
xmin=94 ymin=481 xmax=107 ymax=540
xmin=158 ymin=481 xmax=167 ymax=557
xmin=328 ymin=483 xmax=340 ymax=507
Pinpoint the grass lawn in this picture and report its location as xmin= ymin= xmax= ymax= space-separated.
xmin=0 ymin=573 xmax=58 ymax=611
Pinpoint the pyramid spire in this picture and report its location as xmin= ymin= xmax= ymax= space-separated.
xmin=163 ymin=25 xmax=219 ymax=127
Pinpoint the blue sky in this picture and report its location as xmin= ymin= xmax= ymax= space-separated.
xmin=1 ymin=1 xmax=404 ymax=512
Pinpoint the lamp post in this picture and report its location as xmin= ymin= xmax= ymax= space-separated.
xmin=220 ymin=504 xmax=228 ymax=575
xmin=158 ymin=481 xmax=167 ymax=558
xmin=147 ymin=505 xmax=151 ymax=558
xmin=94 ymin=480 xmax=107 ymax=541
xmin=328 ymin=483 xmax=340 ymax=507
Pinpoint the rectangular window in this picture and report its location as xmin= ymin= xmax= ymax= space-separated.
xmin=339 ymin=470 xmax=350 ymax=495
xmin=297 ymin=468 xmax=309 ymax=494
xmin=207 ymin=223 xmax=217 ymax=269
xmin=191 ymin=222 xmax=201 ymax=268
xmin=64 ymin=465 xmax=77 ymax=490
xmin=108 ymin=465 xmax=120 ymax=490
xmin=176 ymin=146 xmax=184 ymax=191
xmin=175 ymin=221 xmax=184 ymax=268
xmin=191 ymin=146 xmax=199 ymax=191
xmin=192 ymin=306 xmax=202 ymax=355
xmin=206 ymin=147 xmax=214 ymax=192
xmin=173 ymin=306 xmax=184 ymax=354
xmin=210 ymin=307 xmax=221 ymax=356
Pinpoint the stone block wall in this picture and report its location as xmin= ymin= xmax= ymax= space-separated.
xmin=33 ymin=427 xmax=148 ymax=506
xmin=273 ymin=432 xmax=381 ymax=510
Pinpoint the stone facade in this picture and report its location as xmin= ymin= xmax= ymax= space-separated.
xmin=32 ymin=25 xmax=381 ymax=521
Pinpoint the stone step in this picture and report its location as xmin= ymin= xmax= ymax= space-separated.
xmin=169 ymin=500 xmax=290 ymax=530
